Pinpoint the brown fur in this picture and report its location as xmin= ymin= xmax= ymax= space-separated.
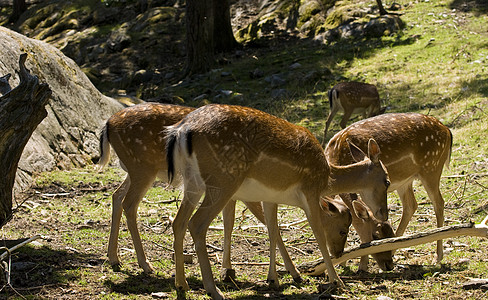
xmin=323 ymin=81 xmax=383 ymax=144
xmin=326 ymin=112 xmax=452 ymax=264
xmin=167 ymin=104 xmax=390 ymax=299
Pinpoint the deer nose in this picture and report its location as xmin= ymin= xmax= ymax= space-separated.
xmin=330 ymin=249 xmax=344 ymax=259
xmin=376 ymin=207 xmax=389 ymax=222
xmin=384 ymin=260 xmax=395 ymax=271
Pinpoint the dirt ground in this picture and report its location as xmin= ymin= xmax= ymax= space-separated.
xmin=0 ymin=174 xmax=487 ymax=299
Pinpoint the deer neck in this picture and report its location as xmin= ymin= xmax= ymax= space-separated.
xmin=326 ymin=160 xmax=370 ymax=195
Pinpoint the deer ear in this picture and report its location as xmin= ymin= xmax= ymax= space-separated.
xmin=352 ymin=200 xmax=371 ymax=221
xmin=320 ymin=197 xmax=339 ymax=216
xmin=347 ymin=139 xmax=367 ymax=162
xmin=367 ymin=138 xmax=381 ymax=163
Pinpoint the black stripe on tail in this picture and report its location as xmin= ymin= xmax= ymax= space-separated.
xmin=166 ymin=132 xmax=177 ymax=183
xmin=186 ymin=130 xmax=193 ymax=156
xmin=166 ymin=128 xmax=193 ymax=183
xmin=98 ymin=123 xmax=109 ymax=164
xmin=328 ymin=87 xmax=335 ymax=109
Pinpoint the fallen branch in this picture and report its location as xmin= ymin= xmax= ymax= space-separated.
xmin=40 ymin=192 xmax=71 ymax=198
xmin=230 ymin=262 xmax=274 ymax=266
xmin=443 ymin=173 xmax=488 ymax=178
xmin=298 ymin=216 xmax=488 ymax=276
xmin=144 ymin=198 xmax=179 ymax=204
xmin=0 ymin=235 xmax=41 ymax=262
xmin=209 ymin=218 xmax=309 ymax=231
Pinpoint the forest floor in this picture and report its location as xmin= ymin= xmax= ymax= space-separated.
xmin=0 ymin=0 xmax=488 ymax=299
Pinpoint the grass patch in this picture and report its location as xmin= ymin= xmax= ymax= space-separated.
xmin=1 ymin=0 xmax=488 ymax=299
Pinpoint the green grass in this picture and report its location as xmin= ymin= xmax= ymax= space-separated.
xmin=2 ymin=0 xmax=488 ymax=299
xmin=34 ymin=165 xmax=125 ymax=187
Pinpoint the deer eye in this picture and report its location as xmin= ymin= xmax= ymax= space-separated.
xmin=385 ymin=180 xmax=391 ymax=188
xmin=340 ymin=230 xmax=348 ymax=237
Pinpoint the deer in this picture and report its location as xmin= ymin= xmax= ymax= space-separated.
xmin=322 ymin=81 xmax=385 ymax=145
xmin=221 ymin=195 xmax=354 ymax=285
xmin=166 ymin=104 xmax=390 ymax=299
xmin=339 ymin=193 xmax=395 ymax=271
xmin=98 ymin=102 xmax=358 ymax=281
xmin=98 ymin=102 xmax=195 ymax=273
xmin=325 ymin=112 xmax=452 ymax=264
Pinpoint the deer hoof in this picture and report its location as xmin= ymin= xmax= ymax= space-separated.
xmin=267 ymin=278 xmax=280 ymax=290
xmin=141 ymin=262 xmax=155 ymax=274
xmin=220 ymin=268 xmax=236 ymax=282
xmin=110 ymin=262 xmax=122 ymax=272
xmin=293 ymin=275 xmax=304 ymax=284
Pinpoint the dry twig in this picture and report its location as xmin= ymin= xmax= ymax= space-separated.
xmin=298 ymin=216 xmax=488 ymax=276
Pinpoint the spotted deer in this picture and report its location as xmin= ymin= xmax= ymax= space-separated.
xmin=339 ymin=193 xmax=395 ymax=271
xmin=325 ymin=113 xmax=452 ymax=263
xmin=98 ymin=103 xmax=195 ymax=273
xmin=166 ymin=104 xmax=390 ymax=299
xmin=221 ymin=195 xmax=353 ymax=284
xmin=322 ymin=81 xmax=385 ymax=145
xmin=98 ymin=102 xmax=354 ymax=281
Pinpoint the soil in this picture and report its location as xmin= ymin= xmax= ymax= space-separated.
xmin=1 ymin=176 xmax=487 ymax=299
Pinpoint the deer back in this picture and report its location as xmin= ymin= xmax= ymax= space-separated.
xmin=167 ymin=104 xmax=331 ymax=194
xmin=331 ymin=82 xmax=380 ymax=113
xmin=101 ymin=103 xmax=195 ymax=177
xmin=326 ymin=113 xmax=452 ymax=187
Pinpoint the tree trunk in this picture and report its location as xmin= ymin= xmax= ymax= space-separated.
xmin=0 ymin=54 xmax=51 ymax=228
xmin=9 ymin=0 xmax=27 ymax=23
xmin=185 ymin=0 xmax=214 ymax=75
xmin=376 ymin=0 xmax=388 ymax=15
xmin=213 ymin=0 xmax=238 ymax=53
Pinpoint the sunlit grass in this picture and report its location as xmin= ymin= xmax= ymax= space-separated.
xmin=3 ymin=0 xmax=488 ymax=299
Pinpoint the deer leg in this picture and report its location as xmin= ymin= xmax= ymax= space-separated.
xmin=262 ymin=202 xmax=280 ymax=289
xmin=339 ymin=110 xmax=353 ymax=129
xmin=245 ymin=202 xmax=302 ymax=282
xmin=306 ymin=200 xmax=343 ymax=286
xmin=188 ymin=187 xmax=238 ymax=300
xmin=323 ymin=105 xmax=340 ymax=144
xmin=221 ymin=199 xmax=237 ymax=281
xmin=108 ymin=176 xmax=130 ymax=269
xmin=420 ymin=174 xmax=445 ymax=263
xmin=396 ymin=183 xmax=417 ymax=237
xmin=341 ymin=193 xmax=370 ymax=272
xmin=173 ymin=188 xmax=202 ymax=292
xmin=122 ymin=172 xmax=157 ymax=273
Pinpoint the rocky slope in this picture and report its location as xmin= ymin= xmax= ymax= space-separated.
xmin=2 ymin=0 xmax=403 ymax=101
xmin=0 ymin=26 xmax=123 ymax=191
xmin=0 ymin=0 xmax=404 ymax=190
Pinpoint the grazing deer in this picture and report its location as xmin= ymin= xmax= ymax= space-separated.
xmin=98 ymin=102 xmax=354 ymax=281
xmin=166 ymin=104 xmax=390 ymax=299
xmin=98 ymin=102 xmax=195 ymax=273
xmin=221 ymin=195 xmax=353 ymax=285
xmin=322 ymin=82 xmax=384 ymax=145
xmin=339 ymin=193 xmax=395 ymax=271
xmin=325 ymin=113 xmax=452 ymax=263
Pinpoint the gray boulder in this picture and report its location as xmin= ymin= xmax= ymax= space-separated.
xmin=0 ymin=26 xmax=123 ymax=191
